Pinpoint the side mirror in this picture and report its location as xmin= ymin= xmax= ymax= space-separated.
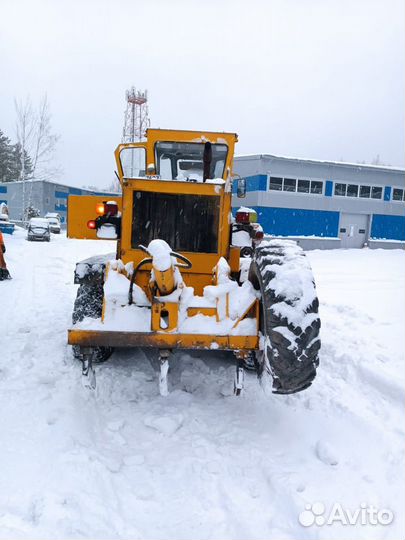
xmin=237 ymin=177 xmax=246 ymax=198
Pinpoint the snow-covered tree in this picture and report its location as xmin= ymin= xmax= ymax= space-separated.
xmin=0 ymin=129 xmax=32 ymax=183
xmin=12 ymin=142 xmax=33 ymax=179
xmin=0 ymin=129 xmax=15 ymax=182
xmin=24 ymin=205 xmax=40 ymax=220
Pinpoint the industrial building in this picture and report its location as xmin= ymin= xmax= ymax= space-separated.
xmin=0 ymin=180 xmax=118 ymax=224
xmin=233 ymin=155 xmax=405 ymax=249
xmin=2 ymin=154 xmax=404 ymax=250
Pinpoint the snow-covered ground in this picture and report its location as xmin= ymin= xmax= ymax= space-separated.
xmin=1 ymin=230 xmax=404 ymax=540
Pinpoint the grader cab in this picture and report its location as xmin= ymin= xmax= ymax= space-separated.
xmin=68 ymin=128 xmax=321 ymax=395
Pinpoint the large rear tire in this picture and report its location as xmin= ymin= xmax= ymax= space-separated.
xmin=249 ymin=240 xmax=320 ymax=394
xmin=72 ymin=283 xmax=113 ymax=363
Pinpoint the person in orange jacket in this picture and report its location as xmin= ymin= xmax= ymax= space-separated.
xmin=0 ymin=230 xmax=12 ymax=280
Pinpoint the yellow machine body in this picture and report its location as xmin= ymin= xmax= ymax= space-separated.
xmin=68 ymin=128 xmax=259 ymax=352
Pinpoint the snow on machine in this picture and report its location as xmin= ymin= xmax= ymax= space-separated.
xmin=67 ymin=129 xmax=321 ymax=394
xmin=0 ymin=203 xmax=15 ymax=235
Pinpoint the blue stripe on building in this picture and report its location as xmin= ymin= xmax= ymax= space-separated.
xmin=0 ymin=199 xmax=7 ymax=204
xmin=248 ymin=206 xmax=340 ymax=237
xmin=325 ymin=180 xmax=333 ymax=197
xmin=55 ymin=204 xmax=67 ymax=211
xmin=55 ymin=190 xmax=68 ymax=198
xmin=371 ymin=214 xmax=405 ymax=241
xmin=69 ymin=187 xmax=82 ymax=195
xmin=0 ymin=185 xmax=7 ymax=193
xmin=383 ymin=186 xmax=391 ymax=201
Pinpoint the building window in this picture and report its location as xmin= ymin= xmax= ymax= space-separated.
xmin=310 ymin=181 xmax=323 ymax=194
xmin=269 ymin=176 xmax=323 ymax=195
xmin=371 ymin=186 xmax=382 ymax=199
xmin=392 ymin=188 xmax=404 ymax=201
xmin=360 ymin=185 xmax=371 ymax=198
xmin=269 ymin=177 xmax=283 ymax=191
xmin=297 ymin=179 xmax=310 ymax=193
xmin=335 ymin=183 xmax=346 ymax=196
xmin=283 ymin=178 xmax=296 ymax=192
xmin=347 ymin=184 xmax=359 ymax=197
xmin=334 ymin=182 xmax=384 ymax=200
xmin=55 ymin=198 xmax=67 ymax=208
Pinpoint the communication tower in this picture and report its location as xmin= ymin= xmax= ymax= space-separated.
xmin=122 ymin=87 xmax=150 ymax=143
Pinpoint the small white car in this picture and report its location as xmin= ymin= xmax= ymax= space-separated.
xmin=45 ymin=212 xmax=61 ymax=221
xmin=46 ymin=216 xmax=61 ymax=234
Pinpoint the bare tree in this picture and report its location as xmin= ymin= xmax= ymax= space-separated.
xmin=15 ymin=97 xmax=35 ymax=218
xmin=31 ymin=95 xmax=61 ymax=181
xmin=15 ymin=95 xmax=61 ymax=219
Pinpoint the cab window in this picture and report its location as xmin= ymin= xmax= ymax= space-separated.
xmin=155 ymin=142 xmax=228 ymax=181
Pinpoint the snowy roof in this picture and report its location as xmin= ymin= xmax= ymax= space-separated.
xmin=234 ymin=154 xmax=405 ymax=173
xmin=2 ymin=178 xmax=120 ymax=194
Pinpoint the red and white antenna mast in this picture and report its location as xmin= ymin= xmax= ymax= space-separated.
xmin=122 ymin=87 xmax=150 ymax=143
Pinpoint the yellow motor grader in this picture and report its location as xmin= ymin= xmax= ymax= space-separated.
xmin=67 ymin=128 xmax=320 ymax=395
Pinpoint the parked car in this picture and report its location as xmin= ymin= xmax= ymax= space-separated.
xmin=46 ymin=216 xmax=61 ymax=233
xmin=45 ymin=212 xmax=61 ymax=222
xmin=27 ymin=218 xmax=51 ymax=242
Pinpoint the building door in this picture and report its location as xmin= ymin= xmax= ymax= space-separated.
xmin=339 ymin=213 xmax=369 ymax=248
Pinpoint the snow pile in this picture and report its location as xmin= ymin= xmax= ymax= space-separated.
xmin=178 ymin=312 xmax=257 ymax=336
xmin=232 ymin=229 xmax=251 ymax=247
xmin=104 ymin=264 xmax=132 ymax=306
xmin=178 ymin=257 xmax=258 ymax=334
xmin=96 ymin=224 xmax=117 ymax=239
xmin=205 ymin=177 xmax=225 ymax=185
xmin=176 ymin=171 xmax=203 ymax=182
xmin=80 ymin=253 xmax=258 ymax=336
xmin=239 ymin=257 xmax=252 ymax=282
xmin=146 ymin=239 xmax=174 ymax=271
xmin=237 ymin=206 xmax=256 ymax=214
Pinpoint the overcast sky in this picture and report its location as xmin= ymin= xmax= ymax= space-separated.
xmin=1 ymin=0 xmax=404 ymax=189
